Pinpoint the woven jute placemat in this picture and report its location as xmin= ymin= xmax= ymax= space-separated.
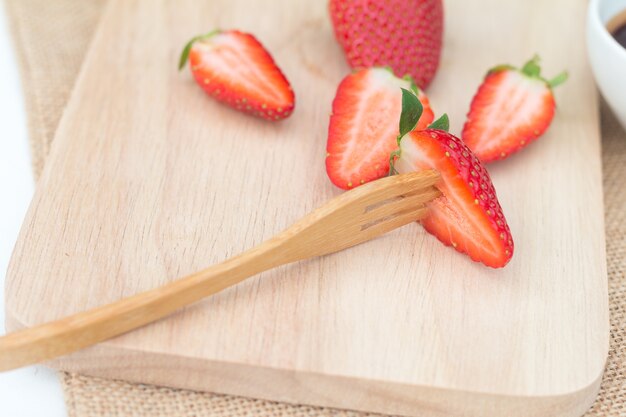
xmin=4 ymin=0 xmax=626 ymax=415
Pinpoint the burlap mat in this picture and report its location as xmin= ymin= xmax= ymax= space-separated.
xmin=4 ymin=0 xmax=625 ymax=415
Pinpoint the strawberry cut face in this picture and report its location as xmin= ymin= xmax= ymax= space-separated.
xmin=463 ymin=70 xmax=555 ymax=161
xmin=462 ymin=56 xmax=567 ymax=162
xmin=326 ymin=68 xmax=434 ymax=190
xmin=186 ymin=30 xmax=294 ymax=121
xmin=395 ymin=129 xmax=514 ymax=268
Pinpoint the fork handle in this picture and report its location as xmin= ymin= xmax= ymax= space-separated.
xmin=1 ymin=171 xmax=440 ymax=371
xmin=0 ymin=236 xmax=289 ymax=371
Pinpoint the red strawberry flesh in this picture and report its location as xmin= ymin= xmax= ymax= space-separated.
xmin=396 ymin=129 xmax=514 ymax=268
xmin=462 ymin=57 xmax=567 ymax=162
xmin=326 ymin=68 xmax=434 ymax=190
xmin=187 ymin=30 xmax=294 ymax=121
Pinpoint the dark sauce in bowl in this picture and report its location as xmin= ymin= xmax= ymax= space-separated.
xmin=613 ymin=24 xmax=626 ymax=49
xmin=607 ymin=9 xmax=626 ymax=50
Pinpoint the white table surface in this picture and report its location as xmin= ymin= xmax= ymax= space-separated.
xmin=0 ymin=2 xmax=68 ymax=416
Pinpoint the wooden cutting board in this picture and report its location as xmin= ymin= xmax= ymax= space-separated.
xmin=5 ymin=0 xmax=608 ymax=416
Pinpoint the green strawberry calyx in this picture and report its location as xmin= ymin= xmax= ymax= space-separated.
xmin=488 ymin=55 xmax=568 ymax=89
xmin=428 ymin=113 xmax=450 ymax=131
xmin=178 ymin=30 xmax=221 ymax=71
xmin=388 ymin=88 xmax=449 ymax=176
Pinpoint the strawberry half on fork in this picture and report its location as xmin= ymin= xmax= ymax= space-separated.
xmin=179 ymin=30 xmax=295 ymax=121
xmin=391 ymin=89 xmax=514 ymax=268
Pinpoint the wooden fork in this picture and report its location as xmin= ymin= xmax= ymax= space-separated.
xmin=0 ymin=170 xmax=441 ymax=371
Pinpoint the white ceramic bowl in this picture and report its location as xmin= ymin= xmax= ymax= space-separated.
xmin=587 ymin=0 xmax=626 ymax=131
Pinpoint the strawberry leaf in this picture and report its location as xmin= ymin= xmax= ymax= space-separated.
xmin=388 ymin=88 xmax=425 ymax=176
xmin=428 ymin=114 xmax=449 ymax=131
xmin=178 ymin=30 xmax=220 ymax=71
xmin=398 ymin=88 xmax=423 ymax=139
xmin=388 ymin=149 xmax=402 ymax=176
xmin=488 ymin=64 xmax=515 ymax=75
xmin=390 ymin=88 xmax=424 ymax=176
xmin=548 ymin=71 xmax=568 ymax=88
xmin=521 ymin=55 xmax=541 ymax=78
xmin=497 ymin=55 xmax=568 ymax=89
xmin=402 ymin=74 xmax=420 ymax=95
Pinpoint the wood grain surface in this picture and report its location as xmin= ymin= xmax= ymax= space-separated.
xmin=5 ymin=0 xmax=608 ymax=416
xmin=0 ymin=172 xmax=439 ymax=370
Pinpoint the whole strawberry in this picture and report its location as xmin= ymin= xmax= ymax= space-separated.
xmin=329 ymin=0 xmax=443 ymax=89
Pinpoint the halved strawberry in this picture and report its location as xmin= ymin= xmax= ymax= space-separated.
xmin=326 ymin=68 xmax=434 ymax=190
xmin=392 ymin=89 xmax=513 ymax=268
xmin=462 ymin=56 xmax=567 ymax=162
xmin=179 ymin=30 xmax=295 ymax=121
